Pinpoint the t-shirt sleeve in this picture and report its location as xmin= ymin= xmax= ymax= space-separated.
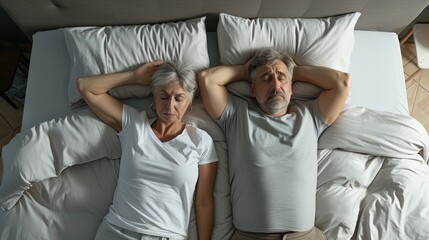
xmin=199 ymin=131 xmax=219 ymax=165
xmin=118 ymin=104 xmax=142 ymax=136
xmin=216 ymin=94 xmax=244 ymax=132
xmin=306 ymin=100 xmax=329 ymax=137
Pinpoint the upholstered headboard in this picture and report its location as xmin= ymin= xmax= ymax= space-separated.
xmin=1 ymin=0 xmax=428 ymax=40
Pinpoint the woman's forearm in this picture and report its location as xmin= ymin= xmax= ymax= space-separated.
xmin=77 ymin=70 xmax=139 ymax=96
xmin=194 ymin=162 xmax=217 ymax=240
xmin=77 ymin=61 xmax=163 ymax=96
xmin=196 ymin=200 xmax=214 ymax=240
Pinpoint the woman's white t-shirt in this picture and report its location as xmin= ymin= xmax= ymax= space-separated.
xmin=105 ymin=105 xmax=218 ymax=239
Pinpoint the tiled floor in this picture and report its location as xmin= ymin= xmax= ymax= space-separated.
xmin=0 ymin=96 xmax=23 ymax=154
xmin=0 ymin=40 xmax=429 ymax=155
xmin=402 ymin=42 xmax=429 ymax=133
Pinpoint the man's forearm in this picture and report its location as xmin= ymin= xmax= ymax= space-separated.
xmin=198 ymin=64 xmax=248 ymax=119
xmin=200 ymin=64 xmax=248 ymax=87
xmin=293 ymin=65 xmax=350 ymax=90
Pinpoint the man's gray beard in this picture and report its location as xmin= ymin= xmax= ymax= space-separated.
xmin=260 ymin=98 xmax=290 ymax=115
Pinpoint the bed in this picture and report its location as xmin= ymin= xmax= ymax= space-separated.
xmin=0 ymin=1 xmax=429 ymax=240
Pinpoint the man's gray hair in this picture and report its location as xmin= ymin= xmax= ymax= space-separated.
xmin=248 ymin=48 xmax=294 ymax=83
xmin=152 ymin=61 xmax=197 ymax=103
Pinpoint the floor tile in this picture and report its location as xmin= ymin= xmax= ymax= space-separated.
xmin=404 ymin=72 xmax=410 ymax=81
xmin=412 ymin=86 xmax=429 ymax=133
xmin=406 ymin=78 xmax=417 ymax=88
xmin=420 ymin=69 xmax=429 ymax=92
xmin=401 ymin=43 xmax=416 ymax=66
xmin=407 ymin=80 xmax=419 ymax=114
xmin=0 ymin=99 xmax=23 ymax=130
xmin=0 ymin=114 xmax=13 ymax=151
xmin=404 ymin=60 xmax=420 ymax=79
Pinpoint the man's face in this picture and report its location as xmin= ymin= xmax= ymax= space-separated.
xmin=251 ymin=60 xmax=292 ymax=116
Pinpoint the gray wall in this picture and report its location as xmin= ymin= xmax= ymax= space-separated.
xmin=400 ymin=5 xmax=429 ymax=39
xmin=2 ymin=4 xmax=428 ymax=43
xmin=0 ymin=6 xmax=30 ymax=43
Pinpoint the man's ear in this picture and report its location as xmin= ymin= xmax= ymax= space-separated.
xmin=250 ymin=83 xmax=256 ymax=97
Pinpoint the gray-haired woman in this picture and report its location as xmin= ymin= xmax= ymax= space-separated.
xmin=77 ymin=61 xmax=218 ymax=240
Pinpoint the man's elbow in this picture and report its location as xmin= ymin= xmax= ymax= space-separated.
xmin=76 ymin=77 xmax=86 ymax=94
xmin=197 ymin=70 xmax=211 ymax=88
xmin=340 ymin=72 xmax=352 ymax=90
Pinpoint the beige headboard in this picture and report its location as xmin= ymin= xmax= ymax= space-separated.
xmin=1 ymin=0 xmax=428 ymax=40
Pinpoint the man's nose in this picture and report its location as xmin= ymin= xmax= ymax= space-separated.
xmin=273 ymin=77 xmax=282 ymax=89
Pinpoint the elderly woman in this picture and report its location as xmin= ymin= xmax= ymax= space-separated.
xmin=77 ymin=60 xmax=218 ymax=240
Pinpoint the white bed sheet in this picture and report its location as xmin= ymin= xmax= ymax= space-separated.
xmin=349 ymin=30 xmax=408 ymax=115
xmin=22 ymin=30 xmax=408 ymax=129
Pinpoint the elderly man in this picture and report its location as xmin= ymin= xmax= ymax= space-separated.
xmin=198 ymin=48 xmax=351 ymax=240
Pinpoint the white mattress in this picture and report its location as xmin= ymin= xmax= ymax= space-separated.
xmin=22 ymin=30 xmax=408 ymax=129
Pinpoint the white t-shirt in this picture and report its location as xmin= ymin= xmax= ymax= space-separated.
xmin=105 ymin=105 xmax=218 ymax=239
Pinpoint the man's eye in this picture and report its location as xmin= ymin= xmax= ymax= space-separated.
xmin=263 ymin=75 xmax=271 ymax=82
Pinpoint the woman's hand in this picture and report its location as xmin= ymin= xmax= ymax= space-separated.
xmin=134 ymin=60 xmax=164 ymax=85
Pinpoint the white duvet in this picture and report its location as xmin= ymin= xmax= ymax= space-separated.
xmin=0 ymin=102 xmax=428 ymax=240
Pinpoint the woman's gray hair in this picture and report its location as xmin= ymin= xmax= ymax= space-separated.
xmin=248 ymin=48 xmax=294 ymax=83
xmin=151 ymin=61 xmax=197 ymax=104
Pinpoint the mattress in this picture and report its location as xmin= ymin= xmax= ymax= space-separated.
xmin=22 ymin=30 xmax=408 ymax=129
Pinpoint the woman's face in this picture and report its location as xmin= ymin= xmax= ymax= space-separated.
xmin=153 ymin=82 xmax=191 ymax=124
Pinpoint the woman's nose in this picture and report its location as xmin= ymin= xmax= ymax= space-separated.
xmin=167 ymin=98 xmax=176 ymax=108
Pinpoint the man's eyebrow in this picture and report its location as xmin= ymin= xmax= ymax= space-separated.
xmin=261 ymin=69 xmax=274 ymax=77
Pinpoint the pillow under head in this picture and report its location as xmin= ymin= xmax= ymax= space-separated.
xmin=64 ymin=17 xmax=209 ymax=109
xmin=217 ymin=12 xmax=361 ymax=101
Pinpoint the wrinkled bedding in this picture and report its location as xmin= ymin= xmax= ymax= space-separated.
xmin=316 ymin=105 xmax=429 ymax=240
xmin=0 ymin=102 xmax=428 ymax=240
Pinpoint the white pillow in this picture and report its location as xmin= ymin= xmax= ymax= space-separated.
xmin=64 ymin=17 xmax=209 ymax=109
xmin=217 ymin=12 xmax=360 ymax=101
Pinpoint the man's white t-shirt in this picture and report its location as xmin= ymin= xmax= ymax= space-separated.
xmin=105 ymin=105 xmax=218 ymax=239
